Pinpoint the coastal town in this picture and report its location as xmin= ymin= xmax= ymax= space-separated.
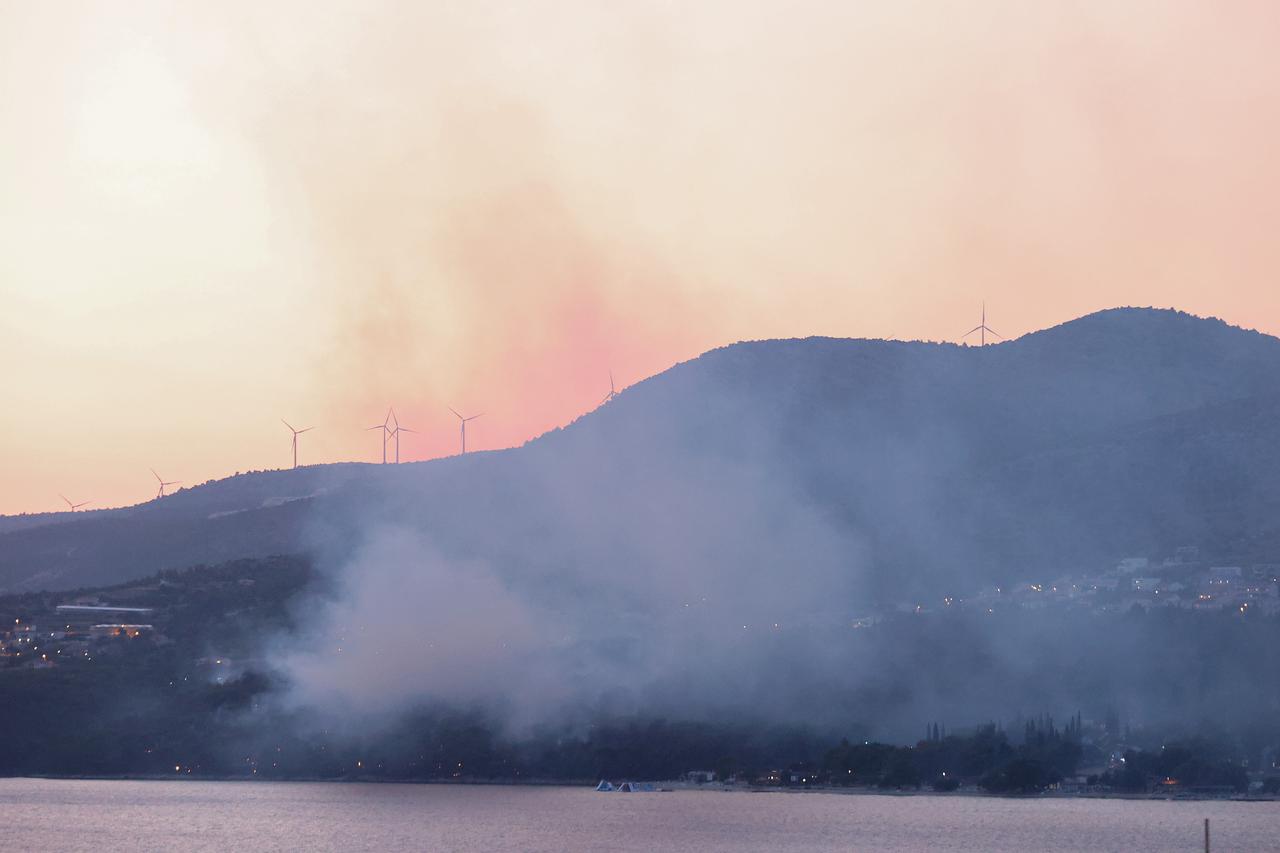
xmin=860 ymin=545 xmax=1280 ymax=626
xmin=4 ymin=544 xmax=1279 ymax=671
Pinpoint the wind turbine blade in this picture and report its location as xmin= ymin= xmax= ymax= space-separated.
xmin=298 ymin=427 xmax=314 ymax=433
xmin=398 ymin=427 xmax=417 ymax=434
xmin=282 ymin=419 xmax=295 ymax=432
xmin=963 ymin=326 xmax=982 ymax=337
xmin=448 ymin=407 xmax=462 ymax=420
xmin=366 ymin=425 xmax=385 ymax=431
xmin=150 ymin=468 xmax=161 ymax=483
xmin=987 ymin=327 xmax=1003 ymax=338
xmin=390 ymin=409 xmax=399 ymax=429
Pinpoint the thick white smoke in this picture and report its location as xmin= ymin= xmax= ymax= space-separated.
xmin=276 ymin=374 xmax=875 ymax=731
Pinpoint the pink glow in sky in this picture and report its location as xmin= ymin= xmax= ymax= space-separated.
xmin=3 ymin=1 xmax=1280 ymax=514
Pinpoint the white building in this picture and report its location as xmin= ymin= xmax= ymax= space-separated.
xmin=1208 ymin=567 xmax=1243 ymax=586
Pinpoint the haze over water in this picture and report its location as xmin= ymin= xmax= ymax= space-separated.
xmin=2 ymin=779 xmax=1272 ymax=852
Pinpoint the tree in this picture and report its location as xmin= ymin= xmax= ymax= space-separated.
xmin=981 ymin=758 xmax=1054 ymax=794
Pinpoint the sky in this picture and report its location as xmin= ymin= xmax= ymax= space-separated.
xmin=2 ymin=0 xmax=1280 ymax=515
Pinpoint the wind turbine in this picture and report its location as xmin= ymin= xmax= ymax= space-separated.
xmin=387 ymin=414 xmax=416 ymax=464
xmin=962 ymin=301 xmax=1002 ymax=346
xmin=281 ymin=420 xmax=314 ymax=469
xmin=150 ymin=468 xmax=180 ymax=499
xmin=366 ymin=407 xmax=393 ymax=464
xmin=59 ymin=494 xmax=90 ymax=512
xmin=601 ymin=370 xmax=619 ymax=405
xmin=449 ymin=407 xmax=483 ymax=455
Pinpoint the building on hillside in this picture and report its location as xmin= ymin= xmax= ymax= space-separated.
xmin=57 ymin=604 xmax=154 ymax=619
xmin=57 ymin=606 xmax=157 ymax=637
xmin=1251 ymin=564 xmax=1280 ymax=583
xmin=1116 ymin=557 xmax=1149 ymax=574
xmin=1207 ymin=567 xmax=1243 ymax=586
xmin=90 ymin=624 xmax=153 ymax=639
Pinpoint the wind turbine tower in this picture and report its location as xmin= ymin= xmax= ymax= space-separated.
xmin=281 ymin=420 xmax=314 ymax=469
xmin=366 ymin=407 xmax=393 ymax=464
xmin=963 ymin=302 xmax=1002 ymax=346
xmin=388 ymin=415 xmax=416 ymax=464
xmin=150 ymin=468 xmax=180 ymax=499
xmin=59 ymin=494 xmax=90 ymax=512
xmin=449 ymin=407 xmax=483 ymax=455
xmin=601 ymin=370 xmax=619 ymax=405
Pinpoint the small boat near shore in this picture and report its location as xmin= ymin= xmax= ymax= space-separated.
xmin=595 ymin=780 xmax=657 ymax=792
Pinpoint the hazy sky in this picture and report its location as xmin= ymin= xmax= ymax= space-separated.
xmin=3 ymin=1 xmax=1280 ymax=514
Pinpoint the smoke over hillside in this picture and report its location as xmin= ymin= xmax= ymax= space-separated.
xmin=281 ymin=428 xmax=870 ymax=731
xmin=273 ymin=308 xmax=1280 ymax=736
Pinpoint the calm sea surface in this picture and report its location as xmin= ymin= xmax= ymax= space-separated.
xmin=1 ymin=778 xmax=1275 ymax=852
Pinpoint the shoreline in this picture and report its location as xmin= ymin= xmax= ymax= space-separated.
xmin=5 ymin=774 xmax=1276 ymax=802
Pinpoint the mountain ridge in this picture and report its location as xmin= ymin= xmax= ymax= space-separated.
xmin=3 ymin=306 xmax=1279 ymax=596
